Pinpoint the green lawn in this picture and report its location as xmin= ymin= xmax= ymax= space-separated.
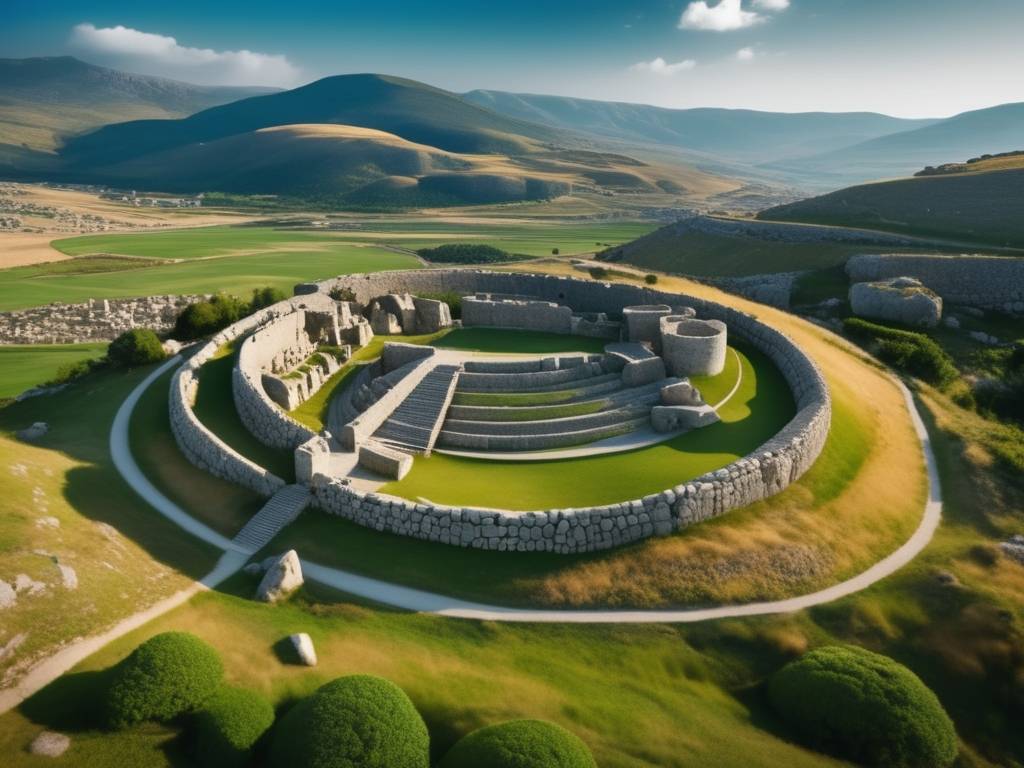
xmin=0 ymin=343 xmax=108 ymax=398
xmin=193 ymin=342 xmax=295 ymax=481
xmin=382 ymin=345 xmax=789 ymax=509
xmin=0 ymin=242 xmax=419 ymax=312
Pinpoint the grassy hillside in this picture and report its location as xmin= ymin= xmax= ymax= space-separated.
xmin=0 ymin=57 xmax=274 ymax=159
xmin=464 ymin=90 xmax=934 ymax=164
xmin=770 ymin=102 xmax=1024 ymax=184
xmin=759 ymin=153 xmax=1024 ymax=247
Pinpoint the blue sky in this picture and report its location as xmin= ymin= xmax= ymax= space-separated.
xmin=2 ymin=0 xmax=1022 ymax=117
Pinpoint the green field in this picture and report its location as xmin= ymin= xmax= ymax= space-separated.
xmin=381 ymin=346 xmax=790 ymax=509
xmin=0 ymin=343 xmax=108 ymax=398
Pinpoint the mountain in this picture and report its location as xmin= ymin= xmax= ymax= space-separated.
xmin=60 ymin=74 xmax=568 ymax=169
xmin=0 ymin=56 xmax=277 ymax=156
xmin=758 ymin=151 xmax=1024 ymax=248
xmin=768 ymin=102 xmax=1024 ymax=184
xmin=463 ymin=90 xmax=937 ymax=166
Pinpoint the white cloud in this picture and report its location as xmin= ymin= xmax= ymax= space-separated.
xmin=736 ymin=46 xmax=756 ymax=61
xmin=630 ymin=57 xmax=697 ymax=75
xmin=752 ymin=0 xmax=790 ymax=10
xmin=678 ymin=0 xmax=763 ymax=31
xmin=69 ymin=23 xmax=300 ymax=87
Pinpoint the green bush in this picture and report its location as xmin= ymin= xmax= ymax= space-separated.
xmin=843 ymin=317 xmax=958 ymax=386
xmin=174 ymin=292 xmax=248 ymax=340
xmin=644 ymin=273 xmax=658 ymax=285
xmin=251 ymin=286 xmax=287 ymax=311
xmin=417 ymin=243 xmax=514 ymax=264
xmin=552 ymin=247 xmax=560 ymax=255
xmin=439 ymin=719 xmax=596 ymax=768
xmin=103 ymin=632 xmax=223 ymax=729
xmin=768 ymin=645 xmax=958 ymax=768
xmin=49 ymin=357 xmax=102 ymax=385
xmin=107 ymin=329 xmax=166 ymax=368
xmin=588 ymin=266 xmax=608 ymax=280
xmin=192 ymin=686 xmax=275 ymax=768
xmin=269 ymin=674 xmax=429 ymax=768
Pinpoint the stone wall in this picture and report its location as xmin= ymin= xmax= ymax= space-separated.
xmin=303 ymin=269 xmax=832 ymax=553
xmin=660 ymin=317 xmax=728 ymax=377
xmin=846 ymin=254 xmax=1024 ymax=312
xmin=462 ymin=295 xmax=573 ymax=333
xmin=0 ymin=294 xmax=205 ymax=344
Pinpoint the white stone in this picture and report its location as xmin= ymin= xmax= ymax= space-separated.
xmin=57 ymin=564 xmax=78 ymax=590
xmin=0 ymin=579 xmax=16 ymax=609
xmin=29 ymin=731 xmax=71 ymax=757
xmin=289 ymin=632 xmax=318 ymax=666
xmin=849 ymin=277 xmax=942 ymax=327
xmin=256 ymin=550 xmax=304 ymax=603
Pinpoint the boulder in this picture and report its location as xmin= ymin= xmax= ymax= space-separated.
xmin=289 ymin=633 xmax=318 ymax=666
xmin=660 ymin=380 xmax=704 ymax=406
xmin=255 ymin=550 xmax=304 ymax=603
xmin=369 ymin=307 xmax=402 ymax=335
xmin=29 ymin=731 xmax=70 ymax=757
xmin=0 ymin=579 xmax=16 ymax=609
xmin=621 ymin=357 xmax=666 ymax=387
xmin=16 ymin=422 xmax=48 ymax=442
xmin=413 ymin=297 xmax=453 ymax=333
xmin=849 ymin=277 xmax=942 ymax=327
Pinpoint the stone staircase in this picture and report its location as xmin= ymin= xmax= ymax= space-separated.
xmin=232 ymin=484 xmax=311 ymax=554
xmin=373 ymin=364 xmax=461 ymax=455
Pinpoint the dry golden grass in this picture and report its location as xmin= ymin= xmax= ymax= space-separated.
xmin=500 ymin=262 xmax=927 ymax=606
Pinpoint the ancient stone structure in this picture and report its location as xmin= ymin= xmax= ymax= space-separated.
xmin=462 ymin=294 xmax=573 ymax=333
xmin=168 ymin=269 xmax=831 ymax=555
xmin=660 ymin=317 xmax=728 ymax=377
xmin=0 ymin=295 xmax=205 ymax=344
xmin=622 ymin=305 xmax=674 ymax=350
xmin=846 ymin=253 xmax=1024 ymax=313
xmin=849 ymin=277 xmax=943 ymax=327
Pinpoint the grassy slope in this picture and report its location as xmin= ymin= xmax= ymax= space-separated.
xmin=0 ymin=363 xmax=218 ymax=684
xmin=760 ymin=160 xmax=1024 ymax=248
xmin=0 ymin=343 xmax=107 ymax=398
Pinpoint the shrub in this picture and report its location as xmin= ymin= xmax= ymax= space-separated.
xmin=192 ymin=686 xmax=275 ymax=768
xmin=419 ymin=290 xmax=463 ymax=320
xmin=644 ymin=273 xmax=658 ymax=285
xmin=588 ymin=266 xmax=608 ymax=280
xmin=417 ymin=243 xmax=514 ymax=264
xmin=551 ymin=247 xmax=560 ymax=255
xmin=328 ymin=286 xmax=357 ymax=302
xmin=174 ymin=293 xmax=247 ymax=340
xmin=107 ymin=329 xmax=166 ymax=368
xmin=439 ymin=719 xmax=596 ymax=768
xmin=48 ymin=357 xmax=102 ymax=385
xmin=250 ymin=286 xmax=287 ymax=311
xmin=768 ymin=645 xmax=958 ymax=768
xmin=269 ymin=674 xmax=429 ymax=768
xmin=843 ymin=317 xmax=958 ymax=386
xmin=103 ymin=632 xmax=223 ymax=729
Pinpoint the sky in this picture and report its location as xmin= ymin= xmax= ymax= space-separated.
xmin=2 ymin=0 xmax=1023 ymax=118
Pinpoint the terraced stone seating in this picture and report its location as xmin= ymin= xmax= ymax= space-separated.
xmin=372 ymin=364 xmax=461 ymax=455
xmin=456 ymin=357 xmax=607 ymax=392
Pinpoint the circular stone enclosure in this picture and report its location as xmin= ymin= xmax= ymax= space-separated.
xmin=660 ymin=317 xmax=728 ymax=377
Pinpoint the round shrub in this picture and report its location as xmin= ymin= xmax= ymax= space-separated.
xmin=439 ymin=719 xmax=596 ymax=768
xmin=644 ymin=273 xmax=658 ymax=285
xmin=768 ymin=645 xmax=957 ymax=768
xmin=107 ymin=328 xmax=166 ymax=367
xmin=193 ymin=686 xmax=275 ymax=768
xmin=103 ymin=632 xmax=223 ymax=729
xmin=269 ymin=674 xmax=429 ymax=768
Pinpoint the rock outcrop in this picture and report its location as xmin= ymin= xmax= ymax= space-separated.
xmin=849 ymin=277 xmax=942 ymax=327
xmin=255 ymin=550 xmax=304 ymax=603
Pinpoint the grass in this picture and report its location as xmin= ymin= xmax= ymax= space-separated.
xmin=381 ymin=345 xmax=779 ymax=510
xmin=192 ymin=342 xmax=295 ymax=481
xmin=0 ymin=343 xmax=108 ymax=398
xmin=0 ymin=363 xmax=219 ymax=685
xmin=27 ymin=254 xmax=170 ymax=275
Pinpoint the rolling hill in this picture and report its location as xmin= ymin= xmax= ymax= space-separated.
xmin=758 ymin=152 xmax=1024 ymax=248
xmin=0 ymin=56 xmax=276 ymax=166
xmin=768 ymin=102 xmax=1024 ymax=184
xmin=463 ymin=90 xmax=937 ymax=165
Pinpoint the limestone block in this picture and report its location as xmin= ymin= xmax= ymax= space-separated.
xmin=381 ymin=342 xmax=435 ymax=373
xmin=295 ymin=436 xmax=331 ymax=484
xmin=370 ymin=307 xmax=402 ymax=335
xmin=289 ymin=632 xmax=318 ymax=666
xmin=359 ymin=442 xmax=413 ymax=480
xmin=256 ymin=550 xmax=304 ymax=603
xmin=849 ymin=277 xmax=942 ymax=327
xmin=621 ymin=356 xmax=666 ymax=387
xmin=651 ymin=404 xmax=719 ymax=432
xmin=660 ymin=380 xmax=704 ymax=406
xmin=413 ymin=296 xmax=453 ymax=333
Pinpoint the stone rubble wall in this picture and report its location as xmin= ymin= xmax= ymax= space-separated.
xmin=462 ymin=295 xmax=574 ymax=333
xmin=457 ymin=361 xmax=605 ymax=392
xmin=846 ymin=253 xmax=1024 ymax=312
xmin=660 ymin=318 xmax=728 ymax=377
xmin=0 ymin=294 xmax=206 ymax=344
xmin=302 ymin=269 xmax=831 ymax=554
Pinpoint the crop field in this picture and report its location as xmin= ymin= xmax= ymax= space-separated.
xmin=0 ymin=342 xmax=107 ymax=398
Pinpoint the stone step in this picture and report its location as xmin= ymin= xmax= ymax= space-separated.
xmin=371 ymin=364 xmax=461 ymax=455
xmin=233 ymin=484 xmax=311 ymax=554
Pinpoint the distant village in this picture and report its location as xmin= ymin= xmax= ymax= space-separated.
xmin=98 ymin=190 xmax=204 ymax=208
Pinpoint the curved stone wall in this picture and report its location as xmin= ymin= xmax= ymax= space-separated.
xmin=660 ymin=317 xmax=728 ymax=377
xmin=622 ymin=304 xmax=673 ymax=350
xmin=299 ymin=269 xmax=832 ymax=553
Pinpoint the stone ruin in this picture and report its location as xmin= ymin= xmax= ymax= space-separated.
xmin=849 ymin=276 xmax=943 ymax=328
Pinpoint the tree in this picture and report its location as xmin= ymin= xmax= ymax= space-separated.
xmin=107 ymin=329 xmax=166 ymax=367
